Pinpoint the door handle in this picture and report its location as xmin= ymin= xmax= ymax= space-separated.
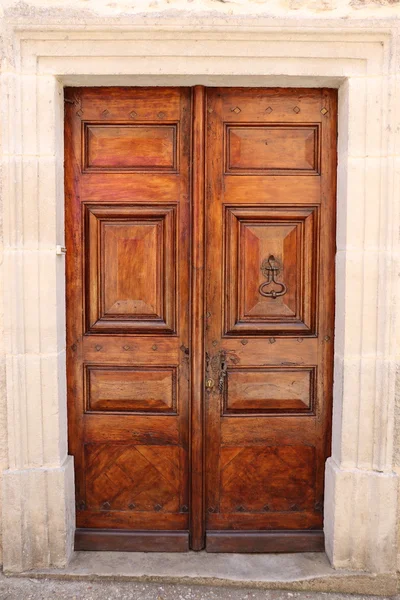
xmin=259 ymin=254 xmax=287 ymax=299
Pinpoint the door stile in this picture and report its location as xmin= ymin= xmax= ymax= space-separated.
xmin=319 ymin=89 xmax=337 ymax=469
xmin=190 ymin=85 xmax=206 ymax=550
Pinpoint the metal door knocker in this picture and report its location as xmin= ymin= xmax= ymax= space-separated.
xmin=259 ymin=255 xmax=287 ymax=299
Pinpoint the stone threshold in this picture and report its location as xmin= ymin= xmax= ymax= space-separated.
xmin=9 ymin=551 xmax=398 ymax=597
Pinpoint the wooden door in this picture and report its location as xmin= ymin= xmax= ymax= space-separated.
xmin=65 ymin=86 xmax=336 ymax=553
xmin=204 ymin=88 xmax=337 ymax=552
xmin=65 ymin=87 xmax=192 ymax=551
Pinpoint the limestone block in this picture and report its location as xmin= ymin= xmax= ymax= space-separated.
xmin=2 ymin=457 xmax=75 ymax=572
xmin=325 ymin=457 xmax=398 ymax=573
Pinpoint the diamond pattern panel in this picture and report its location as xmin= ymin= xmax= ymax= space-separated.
xmin=220 ymin=445 xmax=315 ymax=513
xmin=84 ymin=444 xmax=181 ymax=513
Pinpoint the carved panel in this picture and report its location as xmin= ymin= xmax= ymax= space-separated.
xmin=85 ymin=204 xmax=176 ymax=334
xmin=224 ymin=206 xmax=319 ymax=336
xmin=223 ymin=367 xmax=316 ymax=415
xmin=225 ymin=124 xmax=320 ymax=175
xmin=84 ymin=443 xmax=181 ymax=512
xmin=85 ymin=365 xmax=177 ymax=414
xmin=83 ymin=123 xmax=178 ymax=172
xmin=219 ymin=445 xmax=315 ymax=513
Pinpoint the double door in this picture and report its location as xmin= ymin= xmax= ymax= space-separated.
xmin=65 ymin=86 xmax=336 ymax=552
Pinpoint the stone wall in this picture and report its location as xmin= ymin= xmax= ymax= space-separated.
xmin=0 ymin=0 xmax=399 ymax=18
xmin=0 ymin=0 xmax=399 ymax=574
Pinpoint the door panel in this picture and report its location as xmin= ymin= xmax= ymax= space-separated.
xmin=65 ymin=87 xmax=191 ymax=551
xmin=85 ymin=204 xmax=177 ymax=333
xmin=224 ymin=205 xmax=319 ymax=335
xmin=204 ymin=88 xmax=336 ymax=552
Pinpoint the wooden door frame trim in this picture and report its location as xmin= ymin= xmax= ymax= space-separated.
xmin=1 ymin=24 xmax=399 ymax=573
xmin=190 ymin=85 xmax=206 ymax=550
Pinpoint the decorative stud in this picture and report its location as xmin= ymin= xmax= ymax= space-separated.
xmin=236 ymin=505 xmax=246 ymax=512
xmin=128 ymin=503 xmax=136 ymax=510
xmin=265 ymin=107 xmax=273 ymax=114
xmin=73 ymin=95 xmax=83 ymax=117
xmin=129 ymin=110 xmax=137 ymax=118
xmin=207 ymin=107 xmax=213 ymax=114
xmin=241 ymin=339 xmax=248 ymax=345
xmin=102 ymin=109 xmax=110 ymax=117
xmin=71 ymin=343 xmax=77 ymax=352
xmin=208 ymin=506 xmax=215 ymax=513
xmin=157 ymin=111 xmax=166 ymax=118
xmin=290 ymin=504 xmax=299 ymax=511
xmin=154 ymin=504 xmax=163 ymax=512
xmin=321 ymin=107 xmax=329 ymax=116
xmin=123 ymin=345 xmax=130 ymax=351
xmin=102 ymin=501 xmax=111 ymax=510
xmin=231 ymin=106 xmax=241 ymax=114
xmin=293 ymin=106 xmax=300 ymax=114
xmin=264 ymin=505 xmax=270 ymax=512
xmin=152 ymin=344 xmax=158 ymax=351
xmin=297 ymin=338 xmax=304 ymax=343
xmin=181 ymin=505 xmax=189 ymax=513
xmin=269 ymin=338 xmax=276 ymax=344
xmin=95 ymin=344 xmax=102 ymax=351
xmin=212 ymin=340 xmax=218 ymax=347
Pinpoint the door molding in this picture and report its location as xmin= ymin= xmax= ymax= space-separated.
xmin=190 ymin=86 xmax=206 ymax=550
xmin=1 ymin=23 xmax=399 ymax=574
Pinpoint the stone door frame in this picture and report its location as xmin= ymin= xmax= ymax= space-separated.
xmin=1 ymin=21 xmax=399 ymax=573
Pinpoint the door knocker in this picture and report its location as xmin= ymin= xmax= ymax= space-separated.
xmin=259 ymin=255 xmax=287 ymax=299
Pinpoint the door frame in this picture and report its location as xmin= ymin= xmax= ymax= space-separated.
xmin=1 ymin=24 xmax=399 ymax=574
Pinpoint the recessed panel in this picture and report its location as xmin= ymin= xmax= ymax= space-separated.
xmin=219 ymin=445 xmax=315 ymax=513
xmin=84 ymin=443 xmax=181 ymax=512
xmin=84 ymin=124 xmax=177 ymax=172
xmin=85 ymin=204 xmax=176 ymax=334
xmin=225 ymin=125 xmax=319 ymax=175
xmin=86 ymin=366 xmax=177 ymax=413
xmin=103 ymin=221 xmax=161 ymax=318
xmin=224 ymin=206 xmax=318 ymax=336
xmin=224 ymin=367 xmax=315 ymax=415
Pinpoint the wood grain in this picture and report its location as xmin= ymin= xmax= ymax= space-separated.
xmin=204 ymin=87 xmax=336 ymax=552
xmin=206 ymin=531 xmax=324 ymax=553
xmin=224 ymin=367 xmax=314 ymax=414
xmin=226 ymin=124 xmax=319 ymax=175
xmin=75 ymin=529 xmax=189 ymax=551
xmin=66 ymin=86 xmax=336 ymax=553
xmin=65 ymin=87 xmax=191 ymax=546
xmin=86 ymin=366 xmax=177 ymax=413
xmin=190 ymin=86 xmax=206 ymax=550
xmin=85 ymin=124 xmax=177 ymax=172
